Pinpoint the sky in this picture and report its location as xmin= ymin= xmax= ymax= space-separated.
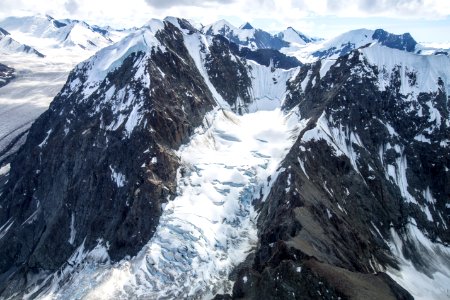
xmin=0 ymin=0 xmax=449 ymax=43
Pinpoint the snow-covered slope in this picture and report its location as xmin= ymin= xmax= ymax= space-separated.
xmin=0 ymin=27 xmax=44 ymax=57
xmin=0 ymin=15 xmax=115 ymax=50
xmin=416 ymin=42 xmax=450 ymax=56
xmin=362 ymin=43 xmax=450 ymax=96
xmin=204 ymin=19 xmax=252 ymax=43
xmin=283 ymin=28 xmax=418 ymax=63
xmin=275 ymin=27 xmax=315 ymax=45
xmin=204 ymin=20 xmax=289 ymax=50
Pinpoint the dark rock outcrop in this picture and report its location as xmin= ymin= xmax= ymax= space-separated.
xmin=205 ymin=35 xmax=253 ymax=114
xmin=0 ymin=21 xmax=215 ymax=297
xmin=237 ymin=47 xmax=302 ymax=70
xmin=372 ymin=29 xmax=417 ymax=52
xmin=312 ymin=29 xmax=417 ymax=60
xmin=204 ymin=35 xmax=301 ymax=114
xmin=0 ymin=63 xmax=14 ymax=88
xmin=228 ymin=48 xmax=448 ymax=299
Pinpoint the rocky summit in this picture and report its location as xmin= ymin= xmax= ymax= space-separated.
xmin=0 ymin=16 xmax=449 ymax=300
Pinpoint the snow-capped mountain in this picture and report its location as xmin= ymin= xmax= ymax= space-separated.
xmin=204 ymin=19 xmax=289 ymax=50
xmin=416 ymin=42 xmax=450 ymax=56
xmin=0 ymin=27 xmax=44 ymax=57
xmin=0 ymin=16 xmax=449 ymax=300
xmin=313 ymin=28 xmax=417 ymax=59
xmin=242 ymin=43 xmax=450 ymax=300
xmin=275 ymin=26 xmax=317 ymax=45
xmin=283 ymin=28 xmax=418 ymax=64
xmin=0 ymin=15 xmax=115 ymax=180
xmin=0 ymin=15 xmax=116 ymax=50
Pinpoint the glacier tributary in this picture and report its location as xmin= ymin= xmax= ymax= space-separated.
xmin=39 ymin=107 xmax=303 ymax=299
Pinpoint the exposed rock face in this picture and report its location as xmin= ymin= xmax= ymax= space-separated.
xmin=205 ymin=35 xmax=253 ymax=113
xmin=311 ymin=28 xmax=417 ymax=60
xmin=229 ymin=46 xmax=449 ymax=299
xmin=204 ymin=35 xmax=301 ymax=114
xmin=372 ymin=29 xmax=417 ymax=52
xmin=0 ymin=28 xmax=9 ymax=36
xmin=0 ymin=63 xmax=14 ymax=88
xmin=236 ymin=47 xmax=302 ymax=70
xmin=0 ymin=21 xmax=215 ymax=296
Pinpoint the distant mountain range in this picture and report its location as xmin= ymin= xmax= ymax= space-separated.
xmin=0 ymin=26 xmax=44 ymax=57
xmin=0 ymin=15 xmax=130 ymax=53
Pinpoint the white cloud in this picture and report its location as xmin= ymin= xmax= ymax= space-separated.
xmin=64 ymin=0 xmax=79 ymax=14
xmin=145 ymin=0 xmax=235 ymax=9
xmin=0 ymin=0 xmax=448 ymax=41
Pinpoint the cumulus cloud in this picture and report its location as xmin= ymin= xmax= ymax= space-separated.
xmin=0 ymin=0 xmax=448 ymax=42
xmin=64 ymin=0 xmax=79 ymax=14
xmin=356 ymin=0 xmax=424 ymax=14
xmin=293 ymin=0 xmax=450 ymax=18
xmin=145 ymin=0 xmax=235 ymax=9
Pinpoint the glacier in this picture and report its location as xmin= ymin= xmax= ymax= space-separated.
xmin=31 ymin=107 xmax=303 ymax=299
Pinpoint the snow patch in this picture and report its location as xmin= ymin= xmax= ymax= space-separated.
xmin=38 ymin=129 xmax=52 ymax=148
xmin=302 ymin=112 xmax=362 ymax=174
xmin=110 ymin=166 xmax=126 ymax=188
xmin=387 ymin=225 xmax=450 ymax=300
xmin=68 ymin=213 xmax=76 ymax=245
xmin=0 ymin=218 xmax=14 ymax=240
xmin=247 ymin=61 xmax=298 ymax=112
xmin=0 ymin=163 xmax=10 ymax=176
xmin=381 ymin=144 xmax=417 ymax=204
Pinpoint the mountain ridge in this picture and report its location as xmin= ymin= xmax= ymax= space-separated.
xmin=0 ymin=16 xmax=448 ymax=300
xmin=0 ymin=26 xmax=44 ymax=57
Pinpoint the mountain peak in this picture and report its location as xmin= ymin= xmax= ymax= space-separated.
xmin=0 ymin=27 xmax=10 ymax=36
xmin=372 ymin=28 xmax=417 ymax=52
xmin=240 ymin=22 xmax=254 ymax=30
xmin=276 ymin=26 xmax=313 ymax=45
xmin=215 ymin=19 xmax=235 ymax=29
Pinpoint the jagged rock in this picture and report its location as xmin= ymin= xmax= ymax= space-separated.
xmin=205 ymin=35 xmax=252 ymax=114
xmin=0 ymin=21 xmax=215 ymax=296
xmin=0 ymin=63 xmax=14 ymax=88
xmin=229 ymin=46 xmax=449 ymax=299
xmin=372 ymin=29 xmax=417 ymax=52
